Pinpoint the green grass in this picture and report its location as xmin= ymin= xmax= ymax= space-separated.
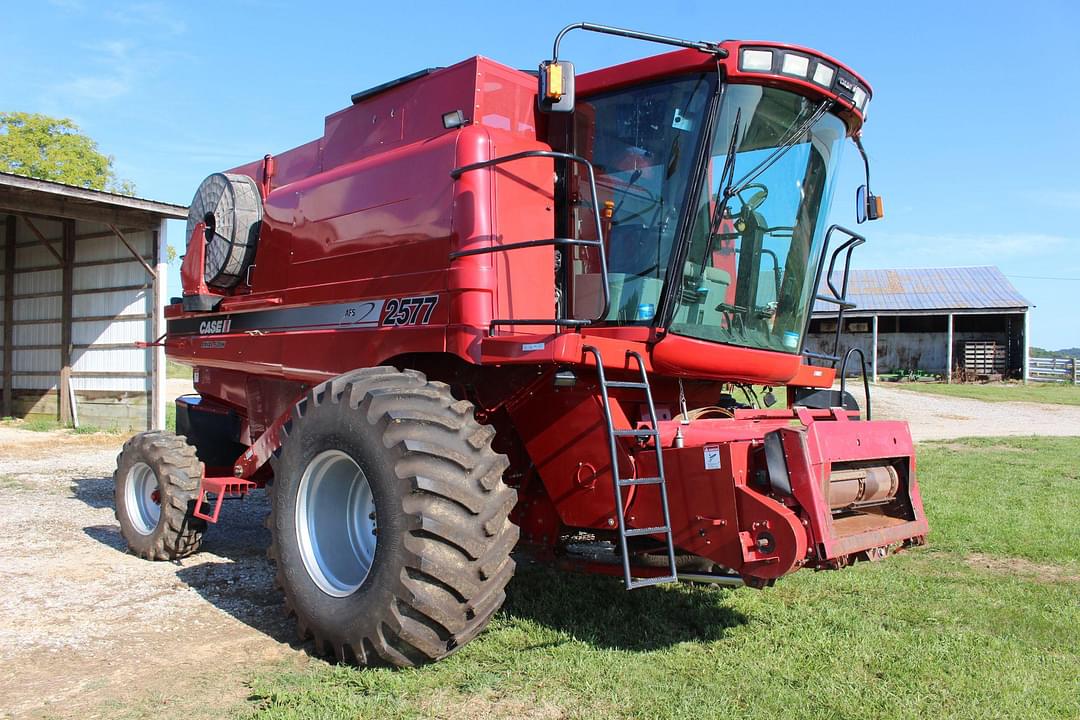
xmin=0 ymin=473 xmax=25 ymax=491
xmin=0 ymin=416 xmax=124 ymax=435
xmin=918 ymin=437 xmax=1080 ymax=563
xmin=18 ymin=416 xmax=64 ymax=432
xmin=167 ymin=359 xmax=194 ymax=380
xmin=887 ymin=380 xmax=1080 ymax=406
xmin=242 ymin=437 xmax=1080 ymax=720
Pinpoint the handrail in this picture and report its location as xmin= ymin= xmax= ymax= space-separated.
xmin=802 ymin=225 xmax=866 ymax=366
xmin=824 ymin=230 xmax=866 ymax=302
xmin=839 ymin=346 xmax=872 ymax=420
xmin=449 ymin=149 xmax=611 ymax=333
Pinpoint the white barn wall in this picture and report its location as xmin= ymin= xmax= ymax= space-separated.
xmin=2 ymin=216 xmax=157 ymax=429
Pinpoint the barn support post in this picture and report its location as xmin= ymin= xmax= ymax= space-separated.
xmin=870 ymin=314 xmax=878 ymax=383
xmin=946 ymin=313 xmax=954 ymax=384
xmin=1022 ymin=310 xmax=1030 ymax=385
xmin=152 ymin=220 xmax=167 ymax=430
xmin=59 ymin=219 xmax=76 ymax=425
xmin=3 ymin=215 xmax=15 ymax=418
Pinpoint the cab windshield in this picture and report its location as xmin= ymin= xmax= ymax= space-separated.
xmin=570 ymin=78 xmax=846 ymax=355
xmin=671 ymin=84 xmax=845 ymax=353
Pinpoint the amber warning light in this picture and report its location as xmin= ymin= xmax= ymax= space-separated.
xmin=544 ymin=63 xmax=563 ymax=100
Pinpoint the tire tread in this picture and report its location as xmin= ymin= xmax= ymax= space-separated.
xmin=268 ymin=366 xmax=518 ymax=667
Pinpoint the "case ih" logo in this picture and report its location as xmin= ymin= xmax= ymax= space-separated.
xmin=199 ymin=318 xmax=232 ymax=335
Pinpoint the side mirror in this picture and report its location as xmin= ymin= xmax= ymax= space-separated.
xmin=856 ymin=185 xmax=884 ymax=223
xmin=538 ymin=60 xmax=575 ymax=113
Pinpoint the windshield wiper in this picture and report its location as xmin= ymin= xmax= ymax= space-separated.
xmin=706 ymin=108 xmax=742 ymax=239
xmin=708 ymin=98 xmax=833 ymax=237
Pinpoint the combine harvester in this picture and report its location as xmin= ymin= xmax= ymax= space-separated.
xmin=114 ymin=23 xmax=927 ymax=666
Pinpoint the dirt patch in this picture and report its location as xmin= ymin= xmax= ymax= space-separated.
xmin=965 ymin=553 xmax=1080 ymax=584
xmin=0 ymin=427 xmax=308 ymax=719
xmin=0 ymin=426 xmax=125 ymax=460
xmin=867 ymin=385 xmax=1080 ymax=442
xmin=420 ymin=690 xmax=568 ymax=720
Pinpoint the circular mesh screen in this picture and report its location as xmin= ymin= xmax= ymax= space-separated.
xmin=185 ymin=173 xmax=263 ymax=288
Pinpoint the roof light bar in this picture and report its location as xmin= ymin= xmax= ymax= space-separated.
xmin=738 ymin=46 xmax=870 ymax=115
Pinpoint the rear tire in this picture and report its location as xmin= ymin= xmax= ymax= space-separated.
xmin=269 ymin=367 xmax=518 ymax=667
xmin=114 ymin=431 xmax=206 ymax=560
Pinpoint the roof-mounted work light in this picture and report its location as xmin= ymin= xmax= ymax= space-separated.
xmin=737 ymin=46 xmax=871 ymax=117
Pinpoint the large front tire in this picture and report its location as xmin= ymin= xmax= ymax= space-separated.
xmin=269 ymin=367 xmax=518 ymax=667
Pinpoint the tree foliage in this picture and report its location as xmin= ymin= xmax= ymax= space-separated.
xmin=0 ymin=112 xmax=135 ymax=194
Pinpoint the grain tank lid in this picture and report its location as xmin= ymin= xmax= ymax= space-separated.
xmin=350 ymin=67 xmax=443 ymax=105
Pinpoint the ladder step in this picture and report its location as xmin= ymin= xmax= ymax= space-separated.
xmin=605 ymin=381 xmax=649 ymax=389
xmin=624 ymin=526 xmax=670 ymax=537
xmin=613 ymin=428 xmax=658 ymax=437
xmin=617 ymin=476 xmax=663 ymax=487
xmin=628 ymin=575 xmax=678 ymax=589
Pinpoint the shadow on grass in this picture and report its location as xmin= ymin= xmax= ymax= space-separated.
xmin=501 ymin=561 xmax=747 ymax=652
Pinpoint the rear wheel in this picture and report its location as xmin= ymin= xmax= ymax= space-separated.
xmin=114 ymin=431 xmax=206 ymax=560
xmin=269 ymin=367 xmax=518 ymax=667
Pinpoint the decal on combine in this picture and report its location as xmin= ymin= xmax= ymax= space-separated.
xmin=199 ymin=318 xmax=233 ymax=335
xmin=168 ymin=296 xmax=443 ymax=337
xmin=381 ymin=295 xmax=438 ymax=326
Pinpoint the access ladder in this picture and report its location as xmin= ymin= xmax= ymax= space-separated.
xmin=583 ymin=346 xmax=678 ymax=589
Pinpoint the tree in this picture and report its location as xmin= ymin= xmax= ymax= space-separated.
xmin=0 ymin=112 xmax=135 ymax=194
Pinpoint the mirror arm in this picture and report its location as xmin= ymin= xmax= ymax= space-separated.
xmin=551 ymin=22 xmax=728 ymax=62
xmin=854 ymin=133 xmax=873 ymax=195
xmin=853 ymin=133 xmax=884 ymax=221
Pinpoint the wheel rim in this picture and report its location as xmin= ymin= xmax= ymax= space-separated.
xmin=125 ymin=462 xmax=160 ymax=535
xmin=295 ymin=450 xmax=377 ymax=597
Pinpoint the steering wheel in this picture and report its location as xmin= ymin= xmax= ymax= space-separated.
xmin=733 ymin=183 xmax=768 ymax=215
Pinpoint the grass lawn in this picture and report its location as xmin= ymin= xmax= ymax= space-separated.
xmin=886 ymin=380 xmax=1080 ymax=406
xmin=243 ymin=437 xmax=1079 ymax=720
xmin=167 ymin=359 xmax=194 ymax=380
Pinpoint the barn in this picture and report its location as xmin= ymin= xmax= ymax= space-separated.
xmin=806 ymin=266 xmax=1031 ymax=382
xmin=0 ymin=171 xmax=186 ymax=430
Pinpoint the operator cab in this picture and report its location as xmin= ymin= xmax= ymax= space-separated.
xmin=540 ymin=25 xmax=883 ymax=367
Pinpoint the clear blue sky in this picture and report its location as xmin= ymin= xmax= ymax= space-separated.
xmin=5 ymin=0 xmax=1078 ymax=349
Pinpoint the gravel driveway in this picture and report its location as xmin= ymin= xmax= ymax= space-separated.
xmin=1 ymin=386 xmax=1077 ymax=718
xmin=0 ymin=428 xmax=306 ymax=720
xmin=867 ymin=385 xmax=1080 ymax=441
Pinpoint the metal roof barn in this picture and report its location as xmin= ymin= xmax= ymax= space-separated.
xmin=813 ymin=266 xmax=1030 ymax=314
xmin=808 ymin=266 xmax=1032 ymax=383
xmin=0 ymin=172 xmax=187 ymax=430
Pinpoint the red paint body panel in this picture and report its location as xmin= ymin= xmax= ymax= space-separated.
xmin=651 ymin=333 xmax=803 ymax=384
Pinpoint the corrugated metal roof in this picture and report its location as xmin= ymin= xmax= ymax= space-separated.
xmin=813 ymin=266 xmax=1030 ymax=315
xmin=0 ymin=171 xmax=187 ymax=218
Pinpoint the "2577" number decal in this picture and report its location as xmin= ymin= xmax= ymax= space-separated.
xmin=382 ymin=295 xmax=438 ymax=326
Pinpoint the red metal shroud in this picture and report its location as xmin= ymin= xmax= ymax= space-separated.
xmin=508 ymin=365 xmax=927 ymax=583
xmin=646 ymin=409 xmax=928 ymax=575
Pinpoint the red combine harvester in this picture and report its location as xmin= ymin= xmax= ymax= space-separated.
xmin=114 ymin=23 xmax=927 ymax=666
